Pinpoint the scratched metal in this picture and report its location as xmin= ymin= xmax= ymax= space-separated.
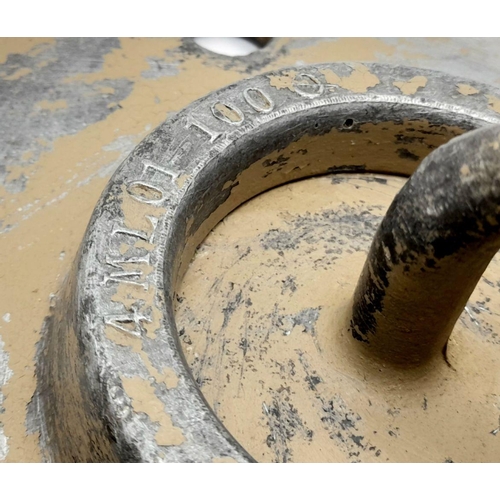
xmin=2 ymin=38 xmax=500 ymax=463
xmin=34 ymin=62 xmax=500 ymax=462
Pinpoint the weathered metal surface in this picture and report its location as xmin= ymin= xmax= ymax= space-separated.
xmin=37 ymin=62 xmax=500 ymax=462
xmin=2 ymin=38 xmax=500 ymax=462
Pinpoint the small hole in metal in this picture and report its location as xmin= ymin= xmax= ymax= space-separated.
xmin=343 ymin=118 xmax=354 ymax=129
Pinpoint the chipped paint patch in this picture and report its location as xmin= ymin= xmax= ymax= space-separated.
xmin=120 ymin=376 xmax=184 ymax=446
xmin=0 ymin=335 xmax=14 ymax=461
xmin=460 ymin=164 xmax=471 ymax=177
xmin=487 ymin=95 xmax=500 ymax=113
xmin=175 ymin=174 xmax=190 ymax=189
xmin=105 ymin=325 xmax=178 ymax=390
xmin=322 ymin=64 xmax=380 ymax=93
xmin=268 ymin=70 xmax=297 ymax=92
xmin=65 ymin=38 xmax=179 ymax=84
xmin=457 ymin=84 xmax=479 ymax=96
xmin=393 ymin=76 xmax=428 ymax=95
xmin=0 ymin=38 xmax=54 ymax=65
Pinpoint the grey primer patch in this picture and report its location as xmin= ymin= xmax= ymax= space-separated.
xmin=263 ymin=388 xmax=313 ymax=463
xmin=459 ymin=296 xmax=500 ymax=345
xmin=281 ymin=275 xmax=298 ymax=295
xmin=141 ymin=58 xmax=179 ymax=79
xmin=260 ymin=202 xmax=383 ymax=266
xmin=0 ymin=334 xmax=14 ymax=461
xmin=297 ymin=353 xmax=381 ymax=462
xmin=276 ymin=308 xmax=321 ymax=337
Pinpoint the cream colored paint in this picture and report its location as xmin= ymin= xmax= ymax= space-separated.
xmin=272 ymin=38 xmax=396 ymax=65
xmin=457 ymin=83 xmax=479 ymax=96
xmin=21 ymin=150 xmax=35 ymax=162
xmin=268 ymin=70 xmax=298 ymax=93
xmin=121 ymin=376 xmax=184 ymax=446
xmin=268 ymin=64 xmax=380 ymax=95
xmin=175 ymin=174 xmax=190 ymax=189
xmin=393 ymin=76 xmax=428 ymax=95
xmin=176 ymin=173 xmax=500 ymax=462
xmin=487 ymin=95 xmax=500 ymax=113
xmin=0 ymin=38 xmax=54 ymax=65
xmin=321 ymin=64 xmax=380 ymax=93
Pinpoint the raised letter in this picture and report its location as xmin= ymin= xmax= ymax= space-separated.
xmin=211 ymin=102 xmax=244 ymax=124
xmin=127 ymin=181 xmax=167 ymax=205
xmin=185 ymin=117 xmax=222 ymax=143
xmin=293 ymin=73 xmax=324 ymax=98
xmin=104 ymin=309 xmax=152 ymax=337
xmin=243 ymin=88 xmax=274 ymax=113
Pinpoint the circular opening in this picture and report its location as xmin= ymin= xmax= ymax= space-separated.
xmin=194 ymin=37 xmax=271 ymax=56
xmin=343 ymin=118 xmax=354 ymax=128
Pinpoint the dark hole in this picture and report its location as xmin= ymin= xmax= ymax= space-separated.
xmin=343 ymin=118 xmax=354 ymax=128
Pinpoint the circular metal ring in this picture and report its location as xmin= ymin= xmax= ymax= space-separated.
xmin=36 ymin=63 xmax=500 ymax=462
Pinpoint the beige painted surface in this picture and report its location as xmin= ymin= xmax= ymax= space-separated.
xmin=176 ymin=169 xmax=500 ymax=462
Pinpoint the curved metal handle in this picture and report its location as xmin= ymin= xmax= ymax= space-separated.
xmin=351 ymin=124 xmax=500 ymax=366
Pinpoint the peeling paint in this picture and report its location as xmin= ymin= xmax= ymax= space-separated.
xmin=487 ymin=95 xmax=500 ymax=113
xmin=457 ymin=83 xmax=479 ymax=96
xmin=120 ymin=376 xmax=184 ymax=446
xmin=0 ymin=38 xmax=54 ymax=65
xmin=322 ymin=64 xmax=380 ymax=93
xmin=175 ymin=174 xmax=189 ymax=189
xmin=268 ymin=70 xmax=297 ymax=92
xmin=393 ymin=76 xmax=428 ymax=95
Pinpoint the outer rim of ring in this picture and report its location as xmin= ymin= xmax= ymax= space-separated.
xmin=36 ymin=63 xmax=500 ymax=462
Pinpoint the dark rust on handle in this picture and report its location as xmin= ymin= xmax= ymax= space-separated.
xmin=351 ymin=125 xmax=500 ymax=366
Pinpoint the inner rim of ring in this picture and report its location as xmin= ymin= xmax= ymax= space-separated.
xmin=169 ymin=101 xmax=485 ymax=293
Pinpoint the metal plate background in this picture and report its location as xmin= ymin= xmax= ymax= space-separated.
xmin=1 ymin=37 xmax=500 ymax=462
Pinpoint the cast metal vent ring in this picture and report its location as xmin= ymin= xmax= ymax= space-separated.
xmin=36 ymin=63 xmax=500 ymax=462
